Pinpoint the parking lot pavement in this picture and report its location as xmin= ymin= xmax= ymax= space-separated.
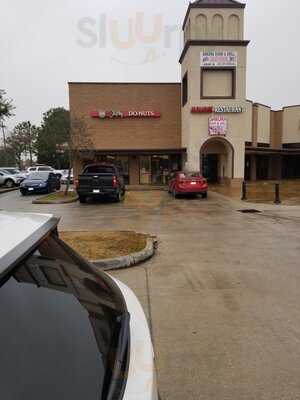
xmin=2 ymin=190 xmax=300 ymax=399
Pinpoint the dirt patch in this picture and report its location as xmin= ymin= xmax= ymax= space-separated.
xmin=60 ymin=231 xmax=148 ymax=260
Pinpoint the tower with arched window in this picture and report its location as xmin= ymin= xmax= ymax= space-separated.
xmin=180 ymin=0 xmax=251 ymax=185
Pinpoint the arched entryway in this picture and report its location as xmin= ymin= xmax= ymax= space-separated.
xmin=200 ymin=137 xmax=234 ymax=183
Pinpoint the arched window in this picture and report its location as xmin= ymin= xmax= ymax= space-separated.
xmin=228 ymin=14 xmax=240 ymax=40
xmin=212 ymin=14 xmax=224 ymax=40
xmin=195 ymin=14 xmax=207 ymax=39
xmin=184 ymin=19 xmax=191 ymax=43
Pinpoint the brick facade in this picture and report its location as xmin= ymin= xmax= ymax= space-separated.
xmin=69 ymin=82 xmax=182 ymax=151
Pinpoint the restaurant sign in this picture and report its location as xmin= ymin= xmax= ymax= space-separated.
xmin=191 ymin=105 xmax=243 ymax=114
xmin=200 ymin=51 xmax=237 ymax=67
xmin=209 ymin=116 xmax=228 ymax=136
xmin=90 ymin=110 xmax=161 ymax=119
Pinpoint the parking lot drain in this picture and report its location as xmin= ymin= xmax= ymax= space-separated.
xmin=238 ymin=209 xmax=261 ymax=214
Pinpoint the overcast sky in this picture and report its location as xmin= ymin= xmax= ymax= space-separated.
xmin=1 ymin=0 xmax=300 ymax=132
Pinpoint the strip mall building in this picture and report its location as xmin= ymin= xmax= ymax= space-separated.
xmin=69 ymin=0 xmax=300 ymax=186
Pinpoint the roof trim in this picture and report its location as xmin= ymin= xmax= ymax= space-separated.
xmin=77 ymin=148 xmax=187 ymax=155
xmin=182 ymin=1 xmax=245 ymax=30
xmin=179 ymin=40 xmax=250 ymax=63
xmin=0 ymin=216 xmax=60 ymax=284
xmin=253 ymin=102 xmax=271 ymax=109
xmin=68 ymin=82 xmax=181 ymax=86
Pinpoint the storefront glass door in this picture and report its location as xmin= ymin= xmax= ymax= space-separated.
xmin=139 ymin=154 xmax=181 ymax=185
xmin=151 ymin=155 xmax=170 ymax=185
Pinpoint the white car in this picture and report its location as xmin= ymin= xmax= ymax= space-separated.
xmin=0 ymin=211 xmax=158 ymax=400
xmin=0 ymin=169 xmax=24 ymax=187
xmin=1 ymin=167 xmax=28 ymax=180
xmin=27 ymin=165 xmax=62 ymax=178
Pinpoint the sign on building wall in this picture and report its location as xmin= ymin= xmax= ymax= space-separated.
xmin=200 ymin=51 xmax=237 ymax=67
xmin=191 ymin=105 xmax=243 ymax=114
xmin=208 ymin=116 xmax=228 ymax=136
xmin=90 ymin=110 xmax=161 ymax=119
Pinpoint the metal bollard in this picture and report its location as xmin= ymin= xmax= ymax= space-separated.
xmin=274 ymin=183 xmax=281 ymax=204
xmin=241 ymin=181 xmax=247 ymax=200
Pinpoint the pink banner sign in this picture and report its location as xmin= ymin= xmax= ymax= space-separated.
xmin=208 ymin=116 xmax=228 ymax=136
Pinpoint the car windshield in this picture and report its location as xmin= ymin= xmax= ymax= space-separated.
xmin=27 ymin=172 xmax=50 ymax=180
xmin=0 ymin=233 xmax=128 ymax=400
xmin=84 ymin=165 xmax=115 ymax=174
xmin=178 ymin=172 xmax=201 ymax=179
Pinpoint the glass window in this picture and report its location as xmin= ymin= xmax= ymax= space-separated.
xmin=0 ymin=233 xmax=128 ymax=400
xmin=182 ymin=73 xmax=188 ymax=106
xmin=83 ymin=165 xmax=115 ymax=174
xmin=38 ymin=167 xmax=53 ymax=171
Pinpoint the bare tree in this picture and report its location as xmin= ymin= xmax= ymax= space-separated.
xmin=64 ymin=116 xmax=94 ymax=195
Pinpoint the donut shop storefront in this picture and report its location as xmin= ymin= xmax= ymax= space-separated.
xmin=69 ymin=82 xmax=184 ymax=185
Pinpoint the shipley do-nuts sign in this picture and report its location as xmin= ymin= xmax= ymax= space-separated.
xmin=90 ymin=110 xmax=161 ymax=119
xmin=209 ymin=116 xmax=228 ymax=136
xmin=200 ymin=51 xmax=237 ymax=67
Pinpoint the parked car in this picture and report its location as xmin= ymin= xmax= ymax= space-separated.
xmin=20 ymin=171 xmax=61 ymax=195
xmin=169 ymin=171 xmax=208 ymax=198
xmin=60 ymin=169 xmax=74 ymax=184
xmin=27 ymin=165 xmax=62 ymax=178
xmin=0 ymin=211 xmax=158 ymax=400
xmin=76 ymin=164 xmax=125 ymax=204
xmin=1 ymin=167 xmax=28 ymax=180
xmin=0 ymin=169 xmax=24 ymax=188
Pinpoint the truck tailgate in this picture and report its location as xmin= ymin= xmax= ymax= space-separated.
xmin=78 ymin=174 xmax=114 ymax=191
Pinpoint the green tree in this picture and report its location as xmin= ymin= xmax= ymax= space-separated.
xmin=13 ymin=121 xmax=38 ymax=166
xmin=0 ymin=147 xmax=15 ymax=167
xmin=0 ymin=90 xmax=15 ymax=123
xmin=6 ymin=131 xmax=25 ymax=169
xmin=0 ymin=90 xmax=15 ymax=153
xmin=36 ymin=108 xmax=70 ymax=169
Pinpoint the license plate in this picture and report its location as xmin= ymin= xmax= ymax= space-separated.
xmin=191 ymin=182 xmax=197 ymax=185
xmin=93 ymin=189 xmax=100 ymax=193
xmin=28 ymin=188 xmax=34 ymax=191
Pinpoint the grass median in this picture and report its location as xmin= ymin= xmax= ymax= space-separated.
xmin=33 ymin=191 xmax=78 ymax=204
xmin=60 ymin=231 xmax=147 ymax=260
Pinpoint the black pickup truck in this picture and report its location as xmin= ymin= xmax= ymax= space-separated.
xmin=76 ymin=164 xmax=125 ymax=204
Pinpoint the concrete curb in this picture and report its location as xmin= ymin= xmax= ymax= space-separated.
xmin=0 ymin=187 xmax=19 ymax=195
xmin=92 ymin=237 xmax=157 ymax=271
xmin=32 ymin=195 xmax=79 ymax=205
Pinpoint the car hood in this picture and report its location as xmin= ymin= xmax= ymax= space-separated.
xmin=111 ymin=277 xmax=158 ymax=400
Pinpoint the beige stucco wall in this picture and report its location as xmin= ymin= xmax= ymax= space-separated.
xmin=256 ymin=104 xmax=271 ymax=144
xmin=184 ymin=8 xmax=244 ymax=43
xmin=282 ymin=106 xmax=300 ymax=143
xmin=181 ymin=45 xmax=249 ymax=179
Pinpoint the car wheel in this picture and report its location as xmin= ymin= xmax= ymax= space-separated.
xmin=79 ymin=195 xmax=87 ymax=204
xmin=202 ymin=192 xmax=208 ymax=199
xmin=20 ymin=189 xmax=27 ymax=196
xmin=5 ymin=179 xmax=15 ymax=188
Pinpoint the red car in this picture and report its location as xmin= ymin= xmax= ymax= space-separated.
xmin=168 ymin=171 xmax=208 ymax=198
